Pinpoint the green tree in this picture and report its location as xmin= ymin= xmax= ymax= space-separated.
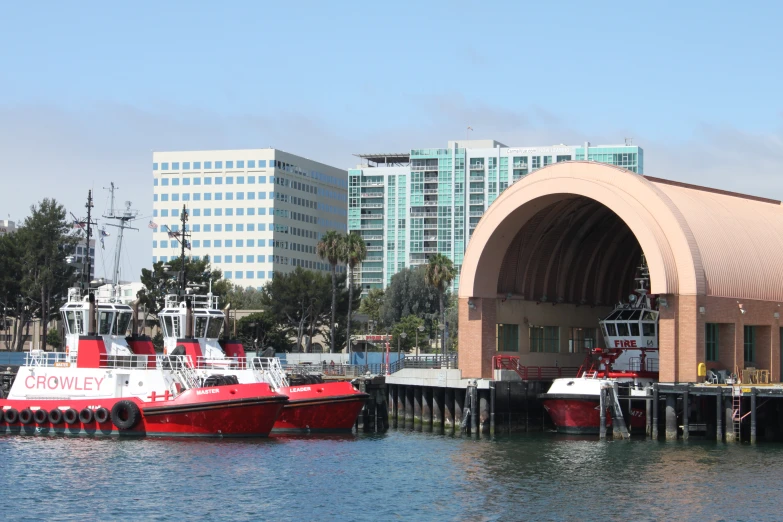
xmin=0 ymin=232 xmax=24 ymax=350
xmin=236 ymin=311 xmax=290 ymax=353
xmin=424 ymin=254 xmax=455 ymax=357
xmin=380 ymin=266 xmax=440 ymax=328
xmin=19 ymin=199 xmax=77 ymax=350
xmin=316 ymin=230 xmax=344 ymax=353
xmin=46 ymin=328 xmax=62 ymax=349
xmin=340 ymin=232 xmax=366 ymax=354
xmin=224 ymin=285 xmax=266 ymax=310
xmin=139 ymin=255 xmax=227 ymax=318
xmin=358 ymin=288 xmax=384 ymax=324
xmin=391 ymin=314 xmax=428 ymax=354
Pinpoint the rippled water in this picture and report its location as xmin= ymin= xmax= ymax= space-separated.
xmin=2 ymin=431 xmax=783 ymax=521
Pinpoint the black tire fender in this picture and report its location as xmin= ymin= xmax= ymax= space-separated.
xmin=63 ymin=408 xmax=78 ymax=425
xmin=94 ymin=407 xmax=110 ymax=424
xmin=19 ymin=408 xmax=33 ymax=424
xmin=111 ymin=400 xmax=141 ymax=430
xmin=48 ymin=408 xmax=63 ymax=425
xmin=33 ymin=409 xmax=48 ymax=424
xmin=79 ymin=408 xmax=94 ymax=424
xmin=3 ymin=408 xmax=19 ymax=424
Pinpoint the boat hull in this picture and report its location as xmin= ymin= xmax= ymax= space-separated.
xmin=541 ymin=393 xmax=646 ymax=434
xmin=0 ymin=383 xmax=287 ymax=438
xmin=273 ymin=381 xmax=368 ymax=433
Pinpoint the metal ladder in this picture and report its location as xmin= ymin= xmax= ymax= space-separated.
xmin=732 ymin=389 xmax=741 ymax=441
xmin=253 ymin=357 xmax=290 ymax=390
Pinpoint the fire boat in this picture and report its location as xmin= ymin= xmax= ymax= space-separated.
xmin=539 ymin=257 xmax=659 ymax=434
xmin=0 ymin=191 xmax=288 ymax=438
xmin=150 ymin=290 xmax=369 ymax=434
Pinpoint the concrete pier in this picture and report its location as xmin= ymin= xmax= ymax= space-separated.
xmin=652 ymin=384 xmax=659 ymax=440
xmin=413 ymin=387 xmax=423 ymax=431
xmin=725 ymin=397 xmax=735 ymax=442
xmin=682 ymin=390 xmax=689 ymax=441
xmin=479 ymin=389 xmax=490 ymax=436
xmin=404 ymin=386 xmax=414 ymax=429
xmin=716 ymin=387 xmax=723 ymax=442
xmin=665 ymin=395 xmax=677 ymax=440
xmin=422 ymin=387 xmax=433 ymax=432
xmin=455 ymin=389 xmax=464 ymax=434
xmin=444 ymin=388 xmax=455 ymax=433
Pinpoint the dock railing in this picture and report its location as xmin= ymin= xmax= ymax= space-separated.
xmin=492 ymin=355 xmax=580 ymax=380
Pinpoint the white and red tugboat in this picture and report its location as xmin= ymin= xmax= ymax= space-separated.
xmin=146 ymin=292 xmax=369 ymax=433
xmin=0 ymin=193 xmax=287 ymax=438
xmin=539 ymin=257 xmax=659 ymax=434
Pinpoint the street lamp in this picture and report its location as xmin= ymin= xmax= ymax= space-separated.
xmin=416 ymin=325 xmax=425 ymax=357
xmin=398 ymin=331 xmax=407 ymax=361
xmin=438 ymin=322 xmax=446 ymax=363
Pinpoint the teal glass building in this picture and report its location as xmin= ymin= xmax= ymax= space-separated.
xmin=348 ymin=140 xmax=643 ymax=295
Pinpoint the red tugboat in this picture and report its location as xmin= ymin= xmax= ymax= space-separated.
xmin=148 ymin=293 xmax=369 ymax=433
xmin=0 ymin=193 xmax=287 ymax=438
xmin=539 ymin=257 xmax=659 ymax=434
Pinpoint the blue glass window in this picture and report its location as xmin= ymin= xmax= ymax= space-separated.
xmin=269 ymin=192 xmax=274 ymax=199
xmin=204 ymin=224 xmax=212 ymax=232
xmin=247 ymin=239 xmax=255 ymax=247
xmin=183 ymin=194 xmax=190 ymax=201
xmin=160 ymin=256 xmax=168 ymax=262
xmin=214 ymin=240 xmax=222 ymax=247
xmin=172 ymin=209 xmax=179 ymax=217
xmin=259 ymin=224 xmax=266 ymax=231
xmin=215 ymin=224 xmax=222 ymax=232
xmin=203 ymin=240 xmax=211 ymax=248
xmin=153 ymin=163 xmax=159 ymax=171
xmin=248 ymin=192 xmax=255 ymax=200
xmin=204 ymin=193 xmax=212 ymax=201
xmin=183 ymin=162 xmax=191 ymax=170
xmin=226 ymin=193 xmax=233 ymax=201
xmin=152 ymin=256 xmax=157 ymax=263
xmin=268 ymin=271 xmax=274 ymax=279
xmin=248 ymin=223 xmax=255 ymax=231
xmin=246 ymin=271 xmax=254 ymax=279
xmin=248 ymin=208 xmax=255 ymax=216
xmin=259 ymin=192 xmax=266 ymax=200
xmin=215 ymin=177 xmax=223 ymax=185
xmin=162 ymin=194 xmax=169 ymax=202
xmin=224 ymin=271 xmax=232 ymax=279
xmin=193 ymin=193 xmax=200 ymax=201
xmin=259 ymin=160 xmax=267 ymax=168
xmin=226 ymin=161 xmax=234 ymax=169
xmin=236 ymin=208 xmax=244 ymax=216
xmin=205 ymin=161 xmax=212 ymax=169
xmin=154 ymin=179 xmax=158 ymax=186
xmin=193 ymin=209 xmax=200 ymax=216
xmin=248 ymin=175 xmax=256 ymax=183
xmin=172 ymin=178 xmax=180 ymax=186
xmin=194 ymin=178 xmax=201 ymax=185
xmin=204 ymin=209 xmax=212 ymax=217
xmin=192 ymin=224 xmax=200 ymax=232
xmin=204 ymin=177 xmax=212 ymax=185
xmin=226 ymin=176 xmax=234 ymax=185
xmin=153 ymin=209 xmax=158 ymax=217
xmin=162 ymin=163 xmax=169 ymax=171
xmin=258 ymin=255 xmax=266 ymax=262
xmin=236 ymin=224 xmax=244 ymax=232
xmin=172 ymin=194 xmax=180 ymax=202
xmin=215 ymin=161 xmax=223 ymax=169
xmin=162 ymin=178 xmax=169 ymax=186
xmin=215 ymin=193 xmax=223 ymax=201
xmin=214 ymin=255 xmax=222 ymax=263
xmin=225 ymin=240 xmax=233 ymax=247
xmin=236 ymin=241 xmax=244 ymax=248
xmin=171 ymin=224 xmax=179 ymax=232
xmin=259 ymin=240 xmax=266 ymax=247
xmin=226 ymin=224 xmax=233 ymax=232
xmin=154 ymin=194 xmax=159 ymax=202
xmin=192 ymin=240 xmax=200 ymax=248
xmin=237 ymin=176 xmax=245 ymax=184
xmin=236 ymin=193 xmax=244 ymax=201
xmin=194 ymin=162 xmax=202 ymax=169
xmin=234 ymin=272 xmax=242 ymax=279
xmin=238 ymin=161 xmax=246 ymax=168
xmin=226 ymin=208 xmax=233 ymax=216
xmin=259 ymin=176 xmax=267 ymax=183
xmin=183 ymin=178 xmax=190 ymax=186
xmin=225 ymin=255 xmax=232 ymax=263
xmin=257 ymin=271 xmax=265 ymax=278
xmin=161 ymin=240 xmax=168 ymax=248
xmin=172 ymin=162 xmax=180 ymax=170
xmin=152 ymin=240 xmax=158 ymax=248
xmin=258 ymin=208 xmax=266 ymax=215
xmin=248 ymin=161 xmax=256 ymax=168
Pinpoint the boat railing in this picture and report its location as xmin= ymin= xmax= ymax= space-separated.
xmin=253 ymin=357 xmax=290 ymax=389
xmin=492 ymin=355 xmax=580 ymax=381
xmin=628 ymin=357 xmax=659 ymax=373
xmin=25 ymin=351 xmax=71 ymax=367
xmin=164 ymin=293 xmax=220 ymax=310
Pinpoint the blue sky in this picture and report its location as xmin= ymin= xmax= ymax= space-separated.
xmin=1 ymin=1 xmax=782 ymax=279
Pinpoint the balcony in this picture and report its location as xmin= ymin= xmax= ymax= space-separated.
xmin=360 ymin=214 xmax=384 ymax=220
xmin=469 ymin=164 xmax=485 ymax=171
xmin=361 ymin=267 xmax=383 ymax=273
xmin=469 ymin=176 xmax=484 ymax=182
xmin=411 ymin=165 xmax=439 ymax=172
xmin=361 ymin=224 xmax=383 ymax=230
xmin=409 ymin=259 xmax=428 ymax=266
xmin=362 ymin=234 xmax=383 ymax=240
xmin=424 ymin=236 xmax=438 ymax=241
xmin=360 ymin=192 xmax=384 ymax=198
xmin=423 ymin=201 xmax=438 ymax=206
xmin=423 ymin=189 xmax=439 ymax=194
xmin=410 ymin=211 xmax=436 ymax=217
xmin=469 ymin=201 xmax=484 ymax=206
xmin=361 ymin=278 xmax=383 ymax=284
xmin=423 ymin=247 xmax=439 ymax=253
xmin=366 ymin=246 xmax=383 ymax=251
xmin=361 ymin=202 xmax=383 ymax=208
xmin=512 ymin=163 xmax=528 ymax=169
xmin=469 ymin=211 xmax=484 ymax=217
xmin=469 ymin=188 xmax=484 ymax=194
xmin=469 ymin=222 xmax=478 ymax=229
xmin=361 ymin=181 xmax=384 ymax=187
xmin=423 ymin=223 xmax=438 ymax=229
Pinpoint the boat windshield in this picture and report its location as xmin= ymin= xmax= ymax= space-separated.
xmin=206 ymin=319 xmax=223 ymax=339
xmin=63 ymin=310 xmax=85 ymax=335
xmin=643 ymin=323 xmax=656 ymax=336
xmin=194 ymin=316 xmax=209 ymax=338
xmin=617 ymin=323 xmax=630 ymax=336
xmin=98 ymin=311 xmax=115 ymax=335
xmin=116 ymin=312 xmax=132 ymax=336
xmin=162 ymin=316 xmax=173 ymax=338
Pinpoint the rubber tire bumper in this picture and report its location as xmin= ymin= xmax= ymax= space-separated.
xmin=94 ymin=407 xmax=110 ymax=424
xmin=63 ymin=408 xmax=78 ymax=425
xmin=19 ymin=409 xmax=33 ymax=424
xmin=79 ymin=408 xmax=94 ymax=424
xmin=111 ymin=400 xmax=141 ymax=430
xmin=48 ymin=409 xmax=63 ymax=425
xmin=3 ymin=408 xmax=19 ymax=424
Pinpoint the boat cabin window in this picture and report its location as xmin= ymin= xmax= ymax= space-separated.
xmin=642 ymin=323 xmax=656 ymax=336
xmin=63 ymin=310 xmax=85 ymax=335
xmin=116 ymin=312 xmax=132 ymax=336
xmin=617 ymin=323 xmax=630 ymax=336
xmin=605 ymin=323 xmax=617 ymax=336
xmin=194 ymin=316 xmax=208 ymax=337
xmin=643 ymin=311 xmax=657 ymax=321
xmin=98 ymin=311 xmax=115 ymax=335
xmin=629 ymin=323 xmax=640 ymax=336
xmin=162 ymin=316 xmax=174 ymax=338
xmin=206 ymin=319 xmax=223 ymax=339
xmin=606 ymin=310 xmax=623 ymax=321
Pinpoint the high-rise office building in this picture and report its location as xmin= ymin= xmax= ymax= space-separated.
xmin=152 ymin=149 xmax=348 ymax=286
xmin=348 ymin=140 xmax=643 ymax=295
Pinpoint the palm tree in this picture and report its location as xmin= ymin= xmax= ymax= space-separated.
xmin=317 ymin=230 xmax=344 ymax=353
xmin=424 ymin=254 xmax=455 ymax=358
xmin=340 ymin=232 xmax=367 ymax=357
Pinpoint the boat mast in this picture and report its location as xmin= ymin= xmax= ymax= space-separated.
xmin=179 ymin=203 xmax=189 ymax=297
xmin=83 ymin=190 xmax=94 ymax=291
xmin=102 ymin=182 xmax=138 ymax=293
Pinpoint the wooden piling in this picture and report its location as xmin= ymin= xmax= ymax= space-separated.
xmin=413 ymin=387 xmax=423 ymax=431
xmin=422 ymin=387 xmax=433 ymax=432
xmin=490 ymin=382 xmax=496 ymax=437
xmin=683 ymin=389 xmax=690 ymax=441
xmin=390 ymin=385 xmax=397 ymax=429
xmin=404 ymin=386 xmax=414 ymax=429
xmin=646 ymin=392 xmax=652 ymax=437
xmin=445 ymin=388 xmax=455 ymax=434
xmin=716 ymin=387 xmax=723 ymax=442
xmin=665 ymin=394 xmax=677 ymax=440
xmin=599 ymin=387 xmax=607 ymax=440
xmin=652 ymin=383 xmax=659 ymax=440
xmin=479 ymin=389 xmax=490 ymax=436
xmin=454 ymin=388 xmax=464 ymax=435
xmin=432 ymin=387 xmax=444 ymax=431
xmin=470 ymin=385 xmax=479 ymax=437
xmin=751 ymin=387 xmax=757 ymax=444
xmin=725 ymin=396 xmax=735 ymax=443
